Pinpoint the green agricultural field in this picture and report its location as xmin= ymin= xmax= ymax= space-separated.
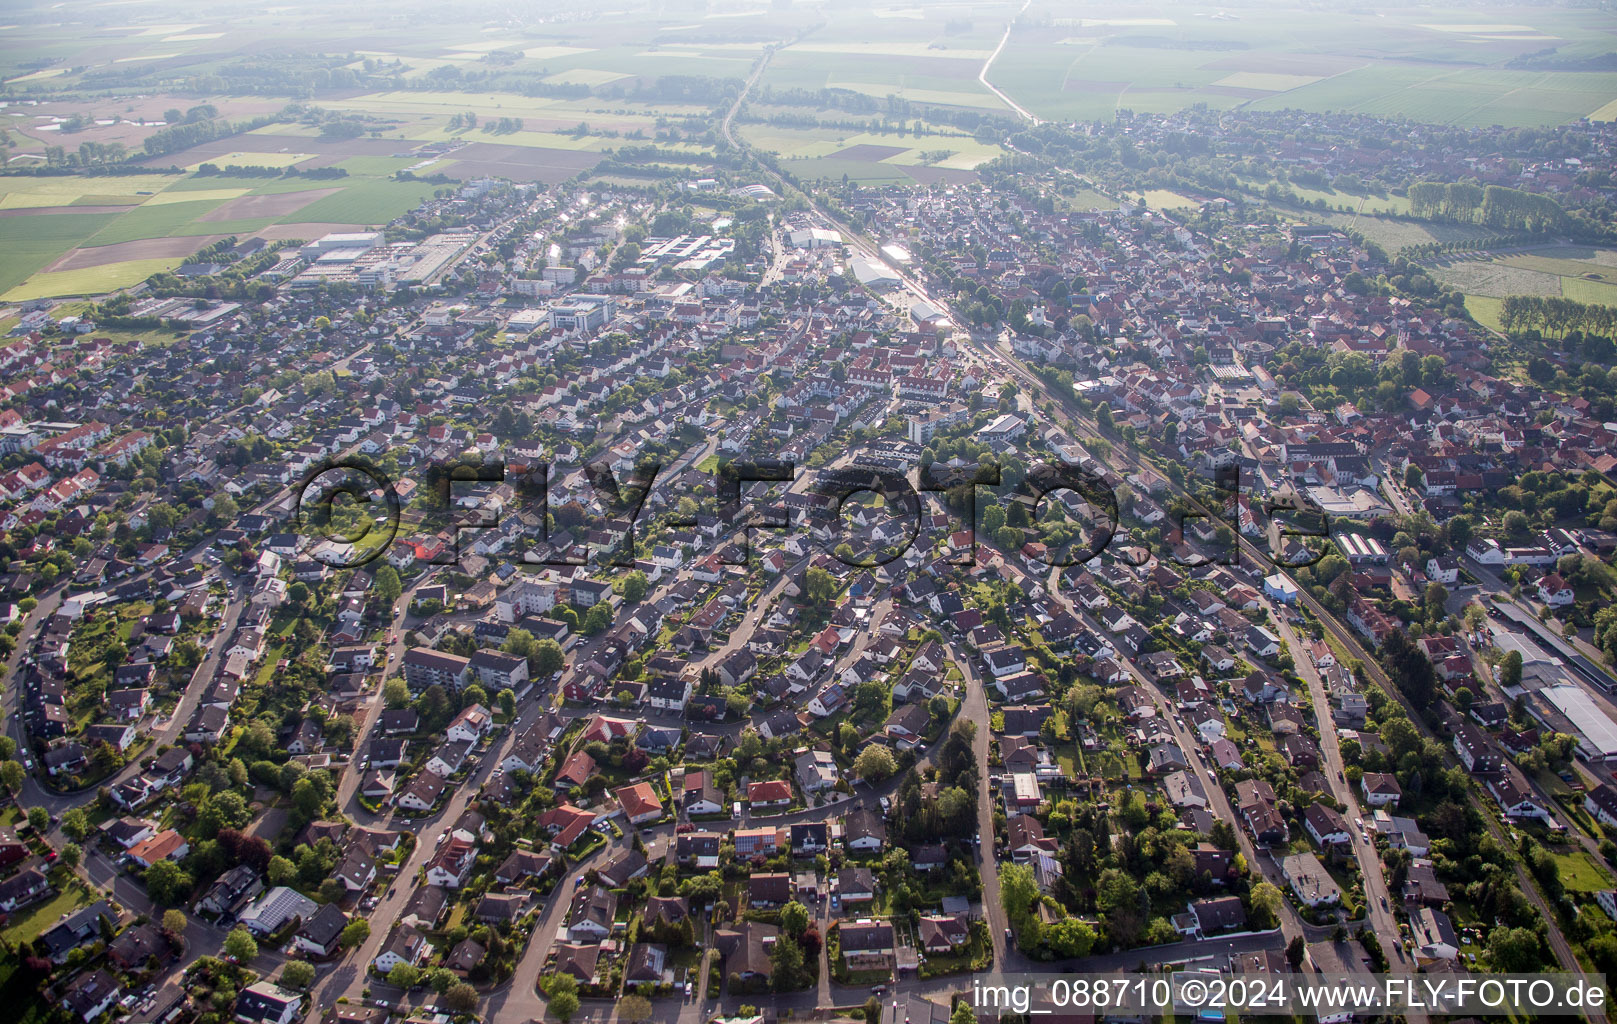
xmin=1310 ymin=212 xmax=1497 ymax=254
xmin=1559 ymin=275 xmax=1617 ymax=306
xmin=1496 ymin=252 xmax=1617 ymax=281
xmin=0 ymin=174 xmax=180 ymax=209
xmin=288 ymin=179 xmax=437 ymax=226
xmin=760 ymin=48 xmax=1003 ymax=109
xmin=0 ymin=210 xmax=121 ymax=294
xmin=989 ymin=5 xmax=1617 ymax=127
xmin=2 ymin=258 xmax=179 ymax=302
xmin=0 ymin=155 xmax=436 ymax=299
xmin=788 ymin=157 xmax=915 ymax=185
xmin=739 ymin=123 xmax=1005 ymax=169
xmin=77 ymin=198 xmax=227 ymax=246
xmin=1432 ymin=259 xmax=1564 ymax=298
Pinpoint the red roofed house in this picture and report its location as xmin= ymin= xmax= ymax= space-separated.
xmin=748 ymin=779 xmax=793 ymax=809
xmin=615 ymin=782 xmax=664 ymax=825
xmin=538 ymin=804 xmax=597 ymax=850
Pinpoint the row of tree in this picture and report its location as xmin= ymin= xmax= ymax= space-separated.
xmin=1500 ymin=294 xmax=1617 ymax=342
xmin=1406 ymin=181 xmax=1569 ymax=234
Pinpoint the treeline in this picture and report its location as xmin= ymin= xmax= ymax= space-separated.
xmin=1500 ymin=295 xmax=1617 ymax=340
xmin=1507 ymin=48 xmax=1617 ymax=72
xmin=608 ymin=145 xmax=732 ymax=167
xmin=183 ymin=236 xmax=242 ymax=265
xmin=1407 ymin=181 xmax=1569 ymax=234
xmin=36 ymin=140 xmax=128 ymax=168
xmin=1399 ymin=234 xmax=1537 ymax=260
xmin=393 ymin=170 xmax=457 ymax=185
xmin=143 ymin=113 xmax=280 ymax=157
xmin=0 ymin=163 xmax=185 ymax=177
xmin=588 ymin=160 xmax=691 ymax=181
xmin=749 ymin=85 xmax=1017 ymax=138
xmin=195 ymin=163 xmax=349 ymax=179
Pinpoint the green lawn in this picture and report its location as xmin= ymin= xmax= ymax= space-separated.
xmin=0 ymin=881 xmax=93 ymax=947
xmin=1465 ymin=295 xmax=1505 ymax=334
xmin=1550 ymin=849 xmax=1613 ymax=893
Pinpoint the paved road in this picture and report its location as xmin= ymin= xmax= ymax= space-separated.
xmin=1264 ymin=586 xmax=1416 ymax=981
xmin=978 ymin=0 xmax=1039 ymax=123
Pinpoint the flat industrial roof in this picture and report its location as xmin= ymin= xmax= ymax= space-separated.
xmin=1541 ymin=685 xmax=1617 ymax=758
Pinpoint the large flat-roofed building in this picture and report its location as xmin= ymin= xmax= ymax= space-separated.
xmin=1305 ymin=484 xmax=1391 ymax=520
xmin=1537 ymin=685 xmax=1617 ymax=763
xmin=300 ymin=231 xmax=382 ymax=257
xmin=549 ymin=294 xmax=617 ymax=332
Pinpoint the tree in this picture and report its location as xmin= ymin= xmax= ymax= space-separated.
xmin=950 ymin=1002 xmax=978 ymax=1024
xmin=144 ymin=860 xmax=192 ymax=905
xmin=429 ymin=968 xmax=458 ymax=994
xmin=224 ymin=927 xmax=258 ymax=963
xmin=443 ymin=983 xmax=479 ymax=1012
xmin=1425 ymin=582 xmax=1448 ymax=611
xmin=59 ymin=842 xmax=80 ymax=870
xmin=620 ymin=570 xmax=649 ymax=604
xmin=339 ymin=919 xmax=370 ymax=948
xmin=1250 ymin=882 xmax=1283 ymax=928
xmin=388 ymin=963 xmax=422 ymax=988
xmin=1000 ymin=861 xmax=1038 ymax=935
xmin=281 ymin=961 xmax=316 ymax=990
xmin=1043 ymin=917 xmax=1097 ymax=957
xmin=60 ymin=806 xmax=91 ymax=841
xmin=544 ymin=974 xmax=579 ymax=998
xmin=162 ymin=909 xmax=187 ymax=936
xmin=0 ymin=759 xmax=24 ymax=793
xmin=854 ymin=745 xmax=897 ymax=782
xmin=769 ymin=926 xmax=806 ymax=989
xmin=292 ymin=776 xmax=326 ymax=818
xmin=1286 ymin=934 xmax=1307 ymax=970
xmin=780 ymin=900 xmax=809 ymax=937
xmin=533 ymin=638 xmax=565 ymax=678
xmin=26 ymin=807 xmax=47 ymax=833
xmin=267 ymin=855 xmax=298 ymax=886
xmin=548 ymin=990 xmax=580 ymax=1022
xmin=375 ymin=565 xmax=403 ymax=605
xmin=583 ymin=603 xmax=612 ymax=634
xmin=618 ymin=994 xmax=653 ymax=1023
xmin=803 ymin=566 xmax=838 ymax=605
xmin=1504 ymin=510 xmax=1531 ymax=537
xmin=1487 ymin=926 xmax=1544 ymax=972
xmin=382 ymin=677 xmax=409 ymax=709
xmin=1500 ymin=649 xmax=1523 ymax=688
